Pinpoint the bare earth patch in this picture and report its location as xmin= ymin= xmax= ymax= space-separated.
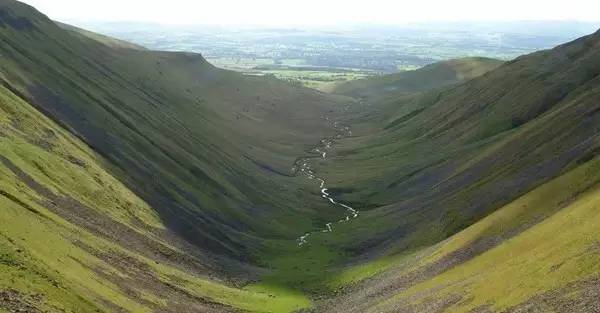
xmin=505 ymin=277 xmax=600 ymax=313
xmin=0 ymin=289 xmax=43 ymax=313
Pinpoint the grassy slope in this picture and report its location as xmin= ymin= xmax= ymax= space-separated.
xmin=0 ymin=84 xmax=316 ymax=312
xmin=307 ymin=30 xmax=600 ymax=311
xmin=318 ymin=28 xmax=600 ymax=252
xmin=0 ymin=0 xmax=353 ymax=262
xmin=0 ymin=0 xmax=352 ymax=311
xmin=383 ymin=158 xmax=600 ymax=312
xmin=317 ymin=155 xmax=600 ymax=312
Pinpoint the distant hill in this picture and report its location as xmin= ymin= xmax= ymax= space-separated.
xmin=332 ymin=57 xmax=503 ymax=99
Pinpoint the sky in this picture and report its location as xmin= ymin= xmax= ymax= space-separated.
xmin=21 ymin=0 xmax=600 ymax=26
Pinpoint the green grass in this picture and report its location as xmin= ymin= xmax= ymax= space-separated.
xmin=256 ymin=238 xmax=342 ymax=290
xmin=0 ymin=198 xmax=152 ymax=312
xmin=207 ymin=56 xmax=375 ymax=91
xmin=0 ymin=0 xmax=355 ymax=260
xmin=372 ymin=157 xmax=600 ymax=312
xmin=327 ymin=252 xmax=413 ymax=288
xmin=242 ymin=284 xmax=311 ymax=312
xmin=0 ymin=185 xmax=322 ymax=313
xmin=0 ymin=78 xmax=334 ymax=313
xmin=259 ymin=68 xmax=373 ymax=91
xmin=0 ymin=4 xmax=365 ymax=310
xmin=425 ymin=156 xmax=600 ymax=266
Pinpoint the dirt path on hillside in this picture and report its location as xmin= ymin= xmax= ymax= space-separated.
xmin=293 ymin=114 xmax=358 ymax=246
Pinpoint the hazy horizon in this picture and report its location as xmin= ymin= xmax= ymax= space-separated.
xmin=20 ymin=0 xmax=600 ymax=26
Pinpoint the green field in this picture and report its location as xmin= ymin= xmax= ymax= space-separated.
xmin=208 ymin=57 xmax=376 ymax=91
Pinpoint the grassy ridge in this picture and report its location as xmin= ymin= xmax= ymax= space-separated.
xmin=57 ymin=21 xmax=147 ymax=50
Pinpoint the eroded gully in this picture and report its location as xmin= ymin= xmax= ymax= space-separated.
xmin=293 ymin=114 xmax=358 ymax=246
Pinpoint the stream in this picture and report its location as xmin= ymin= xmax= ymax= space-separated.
xmin=292 ymin=116 xmax=358 ymax=246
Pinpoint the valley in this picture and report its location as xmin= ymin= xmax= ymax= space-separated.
xmin=0 ymin=1 xmax=599 ymax=312
xmin=293 ymin=112 xmax=358 ymax=246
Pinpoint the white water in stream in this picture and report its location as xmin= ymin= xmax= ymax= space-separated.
xmin=293 ymin=119 xmax=358 ymax=246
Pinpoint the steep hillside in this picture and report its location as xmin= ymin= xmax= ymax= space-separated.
xmin=319 ymin=154 xmax=600 ymax=312
xmin=0 ymin=0 xmax=350 ymax=311
xmin=308 ymin=29 xmax=600 ymax=311
xmin=0 ymin=0 xmax=352 ymax=263
xmin=0 ymin=81 xmax=296 ymax=313
xmin=321 ymin=28 xmax=600 ymax=247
